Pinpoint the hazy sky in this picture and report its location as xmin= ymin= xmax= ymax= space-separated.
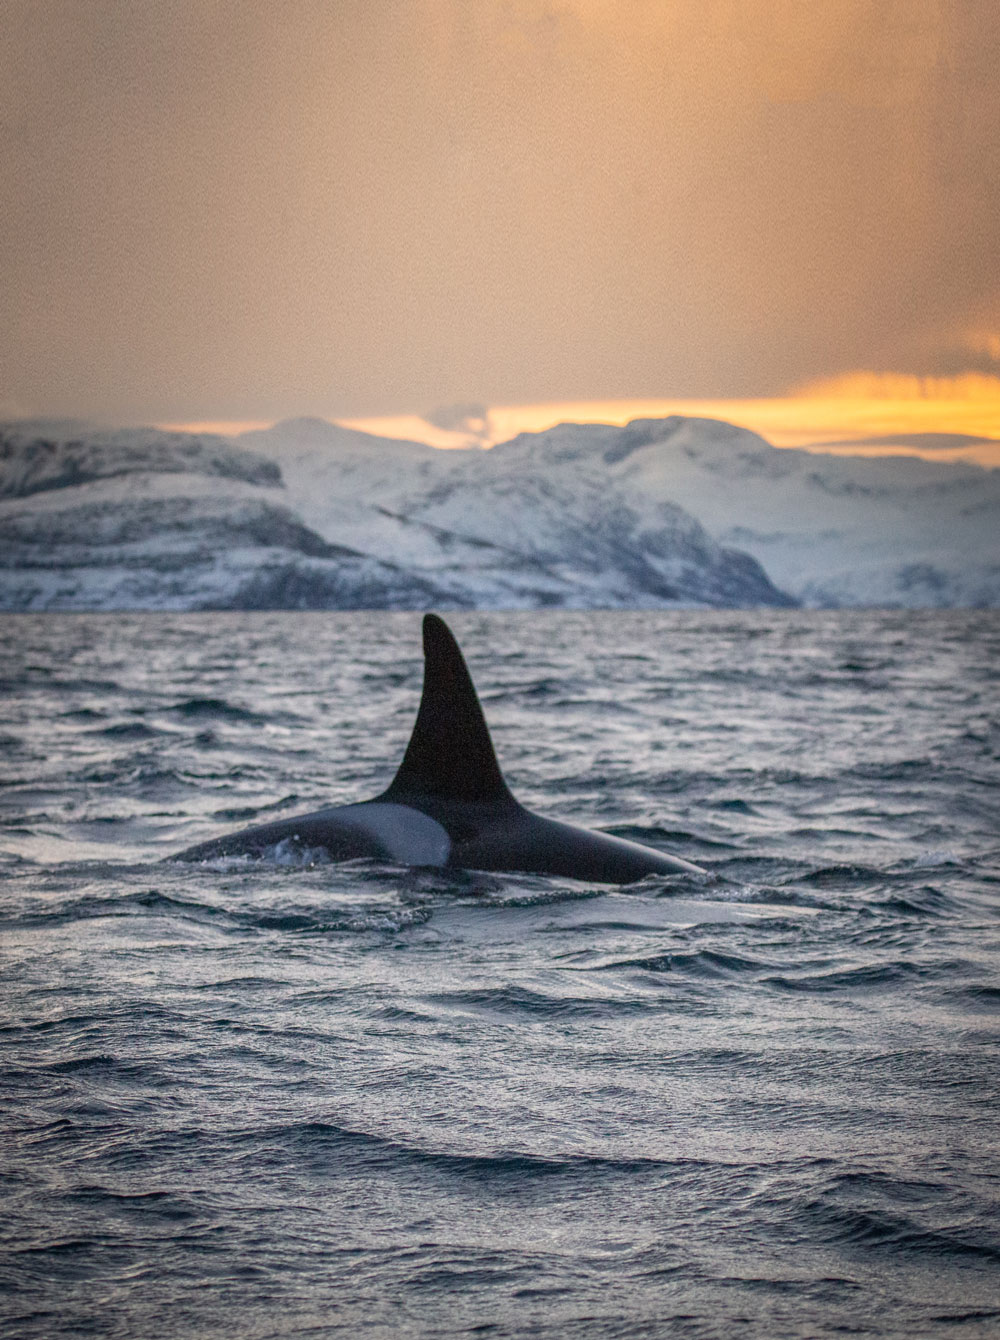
xmin=3 ymin=0 xmax=999 ymax=424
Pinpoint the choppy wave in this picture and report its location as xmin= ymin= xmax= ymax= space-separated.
xmin=1 ymin=609 xmax=999 ymax=1339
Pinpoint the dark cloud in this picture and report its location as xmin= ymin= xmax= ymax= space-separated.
xmin=2 ymin=0 xmax=998 ymax=423
xmin=422 ymin=403 xmax=492 ymax=445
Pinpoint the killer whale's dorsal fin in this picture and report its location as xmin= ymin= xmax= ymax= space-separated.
xmin=383 ymin=613 xmax=516 ymax=808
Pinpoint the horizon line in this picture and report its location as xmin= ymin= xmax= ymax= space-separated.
xmin=153 ymin=384 xmax=1000 ymax=467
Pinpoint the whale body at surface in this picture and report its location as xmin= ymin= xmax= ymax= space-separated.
xmin=175 ymin=614 xmax=704 ymax=883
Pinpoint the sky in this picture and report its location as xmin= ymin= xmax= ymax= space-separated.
xmin=3 ymin=0 xmax=1000 ymax=442
xmin=343 ymin=378 xmax=1000 ymax=465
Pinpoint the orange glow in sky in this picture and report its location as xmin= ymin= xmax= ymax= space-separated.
xmin=8 ymin=4 xmax=1000 ymax=429
xmin=342 ymin=375 xmax=1000 ymax=466
xmin=166 ymin=374 xmax=1000 ymax=468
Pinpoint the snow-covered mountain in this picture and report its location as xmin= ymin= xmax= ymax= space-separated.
xmin=237 ymin=417 xmax=790 ymax=609
xmin=0 ymin=420 xmax=281 ymax=497
xmin=1 ymin=414 xmax=996 ymax=610
xmin=424 ymin=416 xmax=1000 ymax=609
xmin=0 ymin=425 xmax=445 ymax=611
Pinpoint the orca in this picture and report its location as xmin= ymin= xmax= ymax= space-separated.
xmin=175 ymin=614 xmax=704 ymax=883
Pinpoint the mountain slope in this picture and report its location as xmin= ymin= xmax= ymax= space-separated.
xmin=0 ymin=421 xmax=280 ymax=497
xmin=0 ymin=429 xmax=449 ymax=611
xmin=238 ymin=417 xmax=792 ymax=607
xmin=2 ymin=413 xmax=996 ymax=610
xmin=370 ymin=415 xmax=996 ymax=609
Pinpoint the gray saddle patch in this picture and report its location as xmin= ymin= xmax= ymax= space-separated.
xmin=338 ymin=802 xmax=451 ymax=867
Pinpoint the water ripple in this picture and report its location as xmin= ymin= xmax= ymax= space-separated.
xmin=1 ymin=609 xmax=998 ymax=1339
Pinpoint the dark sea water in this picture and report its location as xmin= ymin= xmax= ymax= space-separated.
xmin=1 ymin=609 xmax=998 ymax=1340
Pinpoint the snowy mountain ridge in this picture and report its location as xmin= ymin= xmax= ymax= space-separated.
xmin=460 ymin=415 xmax=1000 ymax=607
xmin=0 ymin=414 xmax=996 ymax=610
xmin=0 ymin=421 xmax=280 ymax=498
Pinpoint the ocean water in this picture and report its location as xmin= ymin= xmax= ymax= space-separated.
xmin=1 ymin=609 xmax=998 ymax=1340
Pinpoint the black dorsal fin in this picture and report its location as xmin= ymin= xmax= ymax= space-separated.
xmin=383 ymin=614 xmax=516 ymax=807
